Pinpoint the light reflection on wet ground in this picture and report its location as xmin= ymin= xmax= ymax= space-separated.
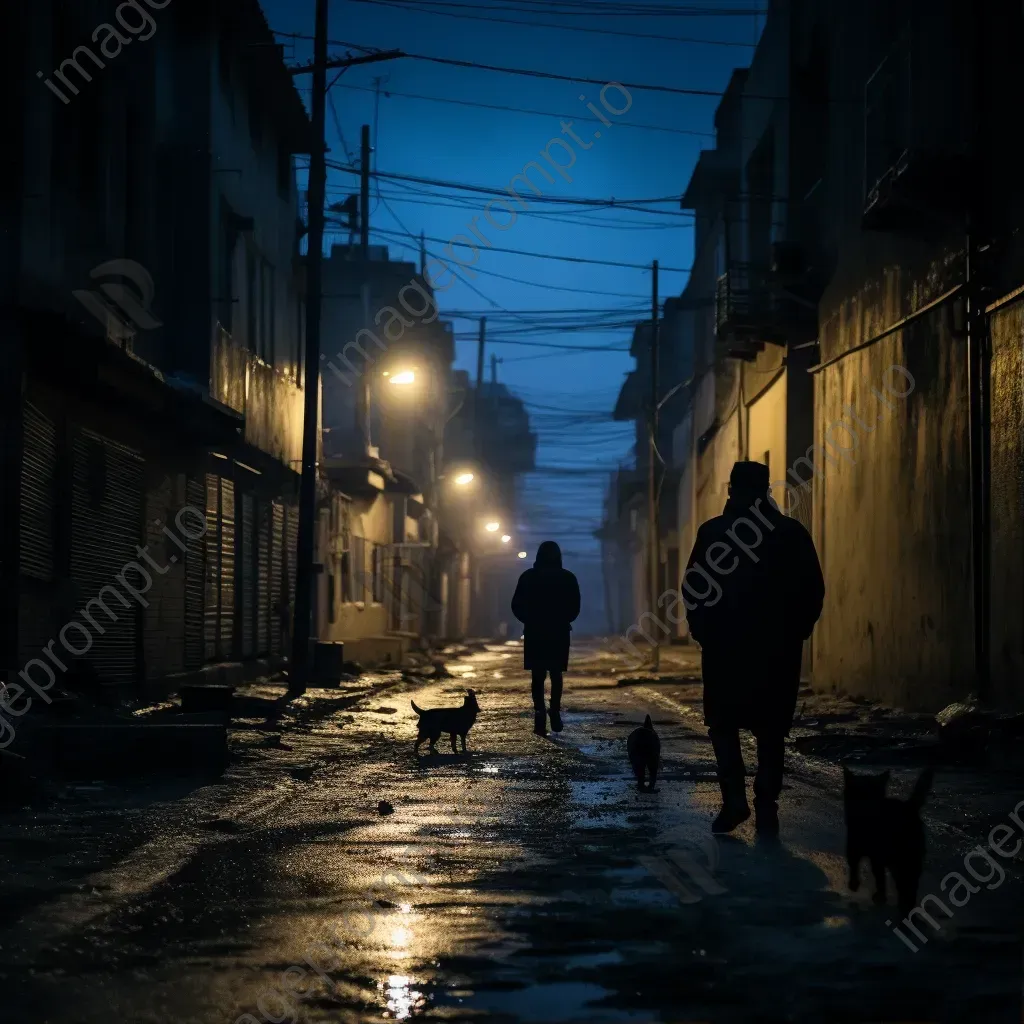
xmin=0 ymin=643 xmax=1019 ymax=1023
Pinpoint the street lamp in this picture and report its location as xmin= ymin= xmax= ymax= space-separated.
xmin=501 ymin=535 xmax=511 ymax=543
xmin=388 ymin=369 xmax=416 ymax=386
xmin=454 ymin=471 xmax=475 ymax=486
xmin=517 ymin=551 xmax=527 ymax=559
xmin=485 ymin=521 xmax=500 ymax=533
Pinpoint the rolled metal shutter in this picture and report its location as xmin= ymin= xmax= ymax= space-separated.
xmin=20 ymin=403 xmax=56 ymax=581
xmin=204 ymin=473 xmax=219 ymax=662
xmin=286 ymin=503 xmax=298 ymax=624
xmin=220 ymin=478 xmax=235 ymax=658
xmin=257 ymin=499 xmax=270 ymax=655
xmin=184 ymin=475 xmax=205 ymax=670
xmin=70 ymin=429 xmax=143 ymax=684
xmin=270 ymin=501 xmax=284 ymax=656
xmin=241 ymin=492 xmax=254 ymax=657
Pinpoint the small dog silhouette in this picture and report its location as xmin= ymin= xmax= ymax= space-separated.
xmin=844 ymin=765 xmax=933 ymax=914
xmin=412 ymin=689 xmax=479 ymax=754
xmin=627 ymin=714 xmax=660 ymax=791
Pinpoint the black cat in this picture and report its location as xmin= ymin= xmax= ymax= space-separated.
xmin=627 ymin=715 xmax=660 ymax=791
xmin=843 ymin=765 xmax=934 ymax=914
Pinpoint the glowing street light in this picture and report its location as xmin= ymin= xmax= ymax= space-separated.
xmin=388 ymin=370 xmax=416 ymax=385
xmin=485 ymin=521 xmax=500 ymax=533
xmin=501 ymin=535 xmax=511 ymax=543
xmin=454 ymin=472 xmax=475 ymax=486
xmin=517 ymin=551 xmax=527 ymax=559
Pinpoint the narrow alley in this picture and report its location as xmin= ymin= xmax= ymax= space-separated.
xmin=0 ymin=643 xmax=1018 ymax=1024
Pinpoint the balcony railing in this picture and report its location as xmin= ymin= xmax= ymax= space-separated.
xmin=211 ymin=323 xmax=308 ymax=470
xmin=715 ymin=261 xmax=818 ymax=349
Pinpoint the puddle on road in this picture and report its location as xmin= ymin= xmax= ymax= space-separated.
xmin=445 ymin=981 xmax=651 ymax=1022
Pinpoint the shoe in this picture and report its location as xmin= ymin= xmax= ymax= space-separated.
xmin=549 ymin=708 xmax=563 ymax=732
xmin=754 ymin=800 xmax=779 ymax=836
xmin=534 ymin=712 xmax=547 ymax=737
xmin=711 ymin=802 xmax=751 ymax=833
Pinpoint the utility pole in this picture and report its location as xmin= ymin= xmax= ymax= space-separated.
xmin=290 ymin=0 xmax=329 ymax=695
xmin=360 ymin=124 xmax=372 ymax=453
xmin=648 ymin=259 xmax=660 ymax=672
xmin=475 ymin=316 xmax=486 ymax=460
xmin=288 ymin=32 xmax=403 ymax=693
xmin=419 ymin=231 xmax=426 ymax=275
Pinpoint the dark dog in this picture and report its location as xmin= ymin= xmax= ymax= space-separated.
xmin=844 ymin=765 xmax=933 ymax=914
xmin=412 ymin=689 xmax=480 ymax=754
xmin=627 ymin=714 xmax=660 ymax=791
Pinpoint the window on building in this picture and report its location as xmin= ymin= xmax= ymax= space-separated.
xmin=372 ymin=545 xmax=386 ymax=604
xmin=349 ymin=535 xmax=366 ymax=602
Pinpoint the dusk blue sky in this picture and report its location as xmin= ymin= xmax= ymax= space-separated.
xmin=264 ymin=0 xmax=764 ymax=627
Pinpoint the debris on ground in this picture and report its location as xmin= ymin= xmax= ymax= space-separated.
xmin=290 ymin=766 xmax=315 ymax=782
xmin=616 ymin=676 xmax=659 ymax=687
xmin=200 ymin=818 xmax=246 ymax=834
xmin=377 ymin=800 xmax=394 ymax=816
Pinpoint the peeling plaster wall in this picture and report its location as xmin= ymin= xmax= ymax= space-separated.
xmin=812 ymin=271 xmax=973 ymax=711
xmin=988 ymin=297 xmax=1024 ymax=708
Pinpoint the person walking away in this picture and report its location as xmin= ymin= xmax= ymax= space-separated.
xmin=511 ymin=541 xmax=581 ymax=736
xmin=684 ymin=461 xmax=824 ymax=836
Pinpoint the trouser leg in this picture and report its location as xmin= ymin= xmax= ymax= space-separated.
xmin=549 ymin=670 xmax=563 ymax=712
xmin=531 ymin=668 xmax=546 ymax=713
xmin=752 ymin=730 xmax=785 ymax=807
xmin=708 ymin=727 xmax=747 ymax=806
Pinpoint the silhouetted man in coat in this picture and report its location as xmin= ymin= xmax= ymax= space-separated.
xmin=511 ymin=540 xmax=581 ymax=737
xmin=684 ymin=461 xmax=824 ymax=835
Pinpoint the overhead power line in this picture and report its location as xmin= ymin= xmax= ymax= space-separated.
xmin=345 ymin=0 xmax=759 ymax=47
xmin=368 ymin=225 xmax=690 ymax=272
xmin=297 ymin=77 xmax=717 ymax=137
xmin=325 ymin=162 xmax=689 ymax=214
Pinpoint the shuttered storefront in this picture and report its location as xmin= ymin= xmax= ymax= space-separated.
xmin=20 ymin=403 xmax=56 ymax=582
xmin=286 ymin=503 xmax=298 ymax=636
xmin=219 ymin=479 xmax=235 ymax=657
xmin=184 ymin=475 xmax=206 ymax=671
xmin=70 ymin=428 xmax=143 ymax=684
xmin=204 ymin=473 xmax=237 ymax=663
xmin=204 ymin=474 xmax=219 ymax=662
xmin=241 ymin=492 xmax=255 ymax=657
xmin=19 ymin=403 xmax=58 ymax=663
xmin=257 ymin=499 xmax=270 ymax=655
xmin=270 ymin=501 xmax=284 ymax=656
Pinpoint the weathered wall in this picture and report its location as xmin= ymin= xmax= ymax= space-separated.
xmin=988 ymin=296 xmax=1024 ymax=708
xmin=746 ymin=360 xmax=788 ymax=498
xmin=696 ymin=405 xmax=740 ymax=529
xmin=322 ymin=492 xmax=391 ymax=642
xmin=811 ymin=291 xmax=973 ymax=711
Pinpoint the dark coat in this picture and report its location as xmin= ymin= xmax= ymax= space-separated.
xmin=684 ymin=496 xmax=824 ymax=735
xmin=511 ymin=544 xmax=581 ymax=672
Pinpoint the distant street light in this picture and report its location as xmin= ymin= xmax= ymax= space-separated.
xmin=501 ymin=535 xmax=511 ymax=543
xmin=485 ymin=521 xmax=500 ymax=532
xmin=517 ymin=551 xmax=527 ymax=559
xmin=388 ymin=370 xmax=416 ymax=385
xmin=454 ymin=472 xmax=475 ymax=486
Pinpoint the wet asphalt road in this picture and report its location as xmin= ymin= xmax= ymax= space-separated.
xmin=0 ymin=641 xmax=1019 ymax=1023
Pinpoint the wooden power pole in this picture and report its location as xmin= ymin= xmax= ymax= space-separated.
xmin=290 ymin=0 xmax=329 ymax=695
xmin=648 ymin=260 xmax=660 ymax=672
xmin=289 ymin=26 xmax=403 ymax=694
